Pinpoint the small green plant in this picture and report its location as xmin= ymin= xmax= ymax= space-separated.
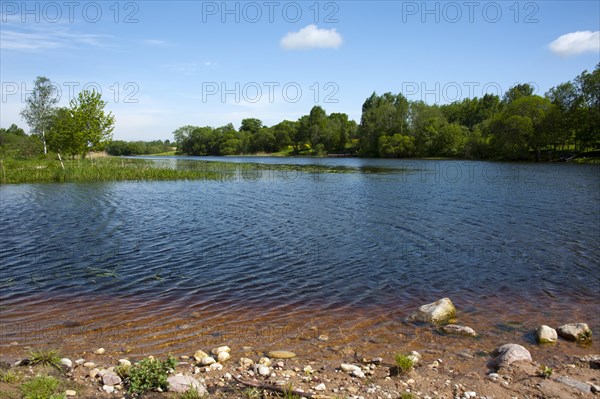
xmin=20 ymin=375 xmax=65 ymax=399
xmin=394 ymin=353 xmax=414 ymax=374
xmin=280 ymin=384 xmax=302 ymax=399
xmin=28 ymin=348 xmax=63 ymax=370
xmin=241 ymin=387 xmax=261 ymax=399
xmin=401 ymin=393 xmax=414 ymax=399
xmin=125 ymin=355 xmax=177 ymax=394
xmin=539 ymin=365 xmax=553 ymax=378
xmin=0 ymin=369 xmax=22 ymax=383
xmin=178 ymin=387 xmax=205 ymax=399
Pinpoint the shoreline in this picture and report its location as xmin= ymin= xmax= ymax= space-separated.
xmin=1 ymin=297 xmax=598 ymax=398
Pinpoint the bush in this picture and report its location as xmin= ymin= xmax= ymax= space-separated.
xmin=20 ymin=375 xmax=64 ymax=399
xmin=126 ymin=355 xmax=177 ymax=394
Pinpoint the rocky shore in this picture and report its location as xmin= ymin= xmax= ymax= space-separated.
xmin=1 ymin=298 xmax=598 ymax=398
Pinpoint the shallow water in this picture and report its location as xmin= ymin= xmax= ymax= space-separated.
xmin=1 ymin=159 xmax=598 ymax=360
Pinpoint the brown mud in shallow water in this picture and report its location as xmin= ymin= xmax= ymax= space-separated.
xmin=1 ymin=292 xmax=598 ymax=367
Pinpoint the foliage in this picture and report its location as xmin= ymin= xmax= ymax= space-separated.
xmin=28 ymin=348 xmax=63 ymax=370
xmin=20 ymin=375 xmax=65 ymax=399
xmin=538 ymin=365 xmax=553 ymax=378
xmin=0 ymin=370 xmax=22 ymax=384
xmin=105 ymin=139 xmax=172 ymax=156
xmin=125 ymin=355 xmax=177 ymax=394
xmin=394 ymin=353 xmax=414 ymax=374
xmin=20 ymin=76 xmax=60 ymax=154
xmin=46 ymin=90 xmax=115 ymax=158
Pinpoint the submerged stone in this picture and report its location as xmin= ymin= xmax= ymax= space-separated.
xmin=410 ymin=297 xmax=457 ymax=324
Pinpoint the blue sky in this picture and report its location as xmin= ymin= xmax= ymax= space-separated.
xmin=1 ymin=1 xmax=599 ymax=141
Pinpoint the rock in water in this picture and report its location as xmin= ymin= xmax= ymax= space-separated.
xmin=267 ymin=350 xmax=297 ymax=359
xmin=557 ymin=323 xmax=592 ymax=342
xmin=440 ymin=324 xmax=477 ymax=337
xmin=211 ymin=346 xmax=230 ymax=355
xmin=410 ymin=298 xmax=456 ymax=324
xmin=167 ymin=374 xmax=207 ymax=395
xmin=536 ymin=325 xmax=558 ymax=344
xmin=193 ymin=350 xmax=209 ymax=362
xmin=493 ymin=344 xmax=532 ymax=367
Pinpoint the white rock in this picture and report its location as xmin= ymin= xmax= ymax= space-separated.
xmin=557 ymin=323 xmax=592 ymax=342
xmin=256 ymin=365 xmax=270 ymax=376
xmin=83 ymin=362 xmax=96 ymax=368
xmin=258 ymin=357 xmax=272 ymax=366
xmin=303 ymin=365 xmax=314 ymax=374
xmin=352 ymin=369 xmax=365 ymax=378
xmin=60 ymin=358 xmax=73 ymax=368
xmin=118 ymin=359 xmax=131 ymax=367
xmin=102 ymin=371 xmax=122 ymax=386
xmin=536 ymin=325 xmax=558 ymax=344
xmin=224 ymin=373 xmax=232 ymax=379
xmin=94 ymin=348 xmax=105 ymax=355
xmin=89 ymin=368 xmax=100 ymax=379
xmin=217 ymin=351 xmax=231 ymax=362
xmin=102 ymin=385 xmax=114 ymax=393
xmin=464 ymin=392 xmax=477 ymax=398
xmin=410 ymin=298 xmax=457 ymax=324
xmin=211 ymin=346 xmax=231 ymax=355
xmin=65 ymin=390 xmax=76 ymax=396
xmin=340 ymin=363 xmax=361 ymax=373
xmin=493 ymin=344 xmax=532 ymax=367
xmin=209 ymin=363 xmax=223 ymax=371
xmin=314 ymin=383 xmax=326 ymax=391
xmin=193 ymin=350 xmax=209 ymax=362
xmin=74 ymin=359 xmax=85 ymax=365
xmin=167 ymin=374 xmax=207 ymax=396
xmin=201 ymin=356 xmax=216 ymax=366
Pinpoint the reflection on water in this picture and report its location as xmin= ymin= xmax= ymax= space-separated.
xmin=1 ymin=159 xmax=598 ymax=359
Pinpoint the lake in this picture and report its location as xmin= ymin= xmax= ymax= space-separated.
xmin=1 ymin=158 xmax=598 ymax=359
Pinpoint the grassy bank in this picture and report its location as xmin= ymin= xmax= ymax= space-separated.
xmin=0 ymin=157 xmax=222 ymax=184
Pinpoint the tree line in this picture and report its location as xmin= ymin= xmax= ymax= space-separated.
xmin=2 ymin=65 xmax=598 ymax=161
xmin=174 ymin=64 xmax=599 ymax=160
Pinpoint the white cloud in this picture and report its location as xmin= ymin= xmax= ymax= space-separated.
xmin=0 ymin=26 xmax=110 ymax=51
xmin=280 ymin=24 xmax=343 ymax=50
xmin=143 ymin=39 xmax=167 ymax=46
xmin=549 ymin=31 xmax=600 ymax=57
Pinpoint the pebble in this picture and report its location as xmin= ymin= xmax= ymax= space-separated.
xmin=267 ymin=350 xmax=297 ymax=359
xmin=94 ymin=348 xmax=106 ymax=355
xmin=60 ymin=358 xmax=73 ymax=368
xmin=224 ymin=373 xmax=232 ymax=379
xmin=83 ymin=362 xmax=96 ymax=369
xmin=65 ymin=390 xmax=76 ymax=396
xmin=314 ymin=383 xmax=327 ymax=391
xmin=102 ymin=385 xmax=114 ymax=393
xmin=275 ymin=361 xmax=285 ymax=369
xmin=464 ymin=391 xmax=477 ymax=398
xmin=89 ymin=368 xmax=100 ymax=379
xmin=340 ymin=363 xmax=362 ymax=373
xmin=304 ymin=365 xmax=314 ymax=374
xmin=318 ymin=334 xmax=329 ymax=341
xmin=211 ymin=346 xmax=231 ymax=355
xmin=352 ymin=369 xmax=366 ymax=378
xmin=492 ymin=344 xmax=532 ymax=367
xmin=194 ymin=350 xmax=209 ymax=362
xmin=118 ymin=359 xmax=131 ymax=367
xmin=371 ymin=357 xmax=383 ymax=364
xmin=239 ymin=357 xmax=254 ymax=367
xmin=75 ymin=359 xmax=85 ymax=365
xmin=217 ymin=351 xmax=231 ymax=362
xmin=440 ymin=324 xmax=478 ymax=337
xmin=209 ymin=363 xmax=223 ymax=371
xmin=201 ymin=356 xmax=216 ymax=366
xmin=256 ymin=365 xmax=270 ymax=376
xmin=180 ymin=355 xmax=190 ymax=360
xmin=258 ymin=357 xmax=272 ymax=366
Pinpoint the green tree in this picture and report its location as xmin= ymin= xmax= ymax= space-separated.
xmin=20 ymin=76 xmax=59 ymax=154
xmin=503 ymin=83 xmax=535 ymax=104
xmin=358 ymin=92 xmax=409 ymax=156
xmin=70 ymin=90 xmax=115 ymax=157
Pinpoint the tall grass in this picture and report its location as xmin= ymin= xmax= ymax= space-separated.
xmin=0 ymin=157 xmax=221 ymax=184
